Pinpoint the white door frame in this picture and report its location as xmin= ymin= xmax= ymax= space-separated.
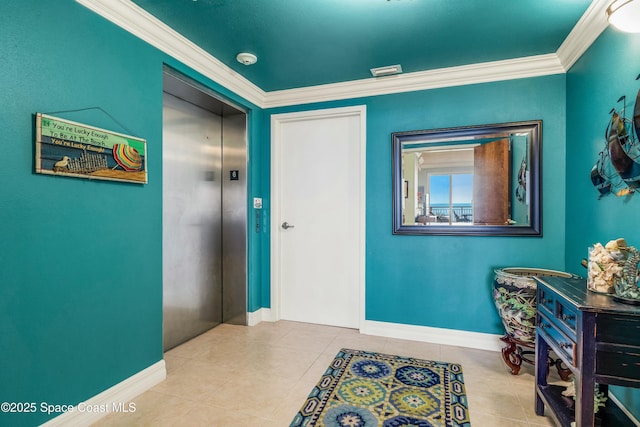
xmin=270 ymin=105 xmax=367 ymax=330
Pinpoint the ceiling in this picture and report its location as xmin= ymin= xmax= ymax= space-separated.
xmin=77 ymin=0 xmax=613 ymax=107
xmin=130 ymin=0 xmax=594 ymax=92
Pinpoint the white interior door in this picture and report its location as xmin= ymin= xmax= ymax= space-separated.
xmin=271 ymin=106 xmax=366 ymax=329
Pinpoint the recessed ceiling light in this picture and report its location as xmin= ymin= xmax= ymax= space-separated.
xmin=606 ymin=0 xmax=640 ymax=33
xmin=236 ymin=52 xmax=258 ymax=66
xmin=370 ymin=64 xmax=403 ymax=77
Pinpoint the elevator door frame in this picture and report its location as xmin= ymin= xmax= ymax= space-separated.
xmin=162 ymin=67 xmax=248 ymax=351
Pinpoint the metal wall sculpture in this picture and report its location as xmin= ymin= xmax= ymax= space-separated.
xmin=591 ymin=74 xmax=640 ymax=198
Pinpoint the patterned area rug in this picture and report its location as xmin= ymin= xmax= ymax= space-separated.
xmin=290 ymin=348 xmax=471 ymax=427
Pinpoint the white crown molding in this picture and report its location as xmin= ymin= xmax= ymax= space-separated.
xmin=263 ymin=54 xmax=565 ymax=108
xmin=75 ymin=0 xmax=267 ymax=107
xmin=77 ymin=0 xmax=608 ymax=110
xmin=556 ymin=0 xmax=610 ymax=71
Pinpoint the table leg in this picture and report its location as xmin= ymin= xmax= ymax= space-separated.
xmin=535 ymin=331 xmax=549 ymax=416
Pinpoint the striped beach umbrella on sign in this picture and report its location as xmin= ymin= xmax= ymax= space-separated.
xmin=112 ymin=144 xmax=142 ymax=171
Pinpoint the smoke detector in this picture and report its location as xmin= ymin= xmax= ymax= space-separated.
xmin=236 ymin=53 xmax=258 ymax=66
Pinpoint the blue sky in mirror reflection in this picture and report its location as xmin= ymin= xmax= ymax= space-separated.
xmin=429 ymin=173 xmax=473 ymax=207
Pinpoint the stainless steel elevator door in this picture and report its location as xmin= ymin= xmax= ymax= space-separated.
xmin=162 ymin=92 xmax=223 ymax=351
xmin=221 ymin=113 xmax=248 ymax=326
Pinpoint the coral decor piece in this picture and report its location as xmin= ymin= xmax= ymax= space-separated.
xmin=587 ymin=237 xmax=640 ymax=304
xmin=587 ymin=239 xmax=627 ymax=294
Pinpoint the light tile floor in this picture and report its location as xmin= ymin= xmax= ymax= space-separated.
xmin=94 ymin=321 xmax=564 ymax=426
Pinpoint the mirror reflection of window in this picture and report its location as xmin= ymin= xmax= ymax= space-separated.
xmin=393 ymin=120 xmax=541 ymax=236
xmin=452 ymin=174 xmax=473 ymax=223
xmin=424 ymin=173 xmax=473 ymax=225
xmin=405 ymin=138 xmax=523 ymax=226
xmin=430 ymin=174 xmax=450 ymax=221
xmin=404 ymin=145 xmax=475 ymax=226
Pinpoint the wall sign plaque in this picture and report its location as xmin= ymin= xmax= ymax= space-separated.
xmin=35 ymin=113 xmax=147 ymax=184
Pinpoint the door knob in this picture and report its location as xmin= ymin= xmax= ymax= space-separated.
xmin=281 ymin=221 xmax=295 ymax=230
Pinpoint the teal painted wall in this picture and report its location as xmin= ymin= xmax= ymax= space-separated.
xmin=265 ymin=74 xmax=568 ymax=334
xmin=8 ymin=0 xmax=639 ymax=424
xmin=0 ymin=3 xmax=162 ymax=425
xmin=0 ymin=2 xmax=262 ymax=425
xmin=566 ymin=28 xmax=640 ymax=421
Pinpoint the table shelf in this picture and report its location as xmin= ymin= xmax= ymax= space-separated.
xmin=534 ymin=276 xmax=640 ymax=426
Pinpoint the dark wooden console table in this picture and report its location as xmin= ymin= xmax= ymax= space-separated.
xmin=534 ymin=275 xmax=640 ymax=426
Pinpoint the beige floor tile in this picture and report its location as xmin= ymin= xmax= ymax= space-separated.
xmin=383 ymin=337 xmax=443 ymax=361
xmin=454 ymin=372 xmax=530 ymax=421
xmin=153 ymin=403 xmax=266 ymax=427
xmin=517 ymin=378 xmax=570 ymax=426
xmin=199 ymin=382 xmax=284 ymax=419
xmin=528 ymin=413 xmax=558 ymax=426
xmin=298 ymin=351 xmax=339 ymax=385
xmin=271 ymin=328 xmax=338 ymax=354
xmin=470 ymin=412 xmax=531 ymax=427
xmin=324 ymin=332 xmax=389 ymax=356
xmin=92 ymin=321 xmax=541 ymax=427
xmin=163 ymin=352 xmax=190 ymax=374
xmin=269 ymin=384 xmax=315 ymax=425
xmin=150 ymin=378 xmax=224 ymax=404
xmin=93 ymin=391 xmax=197 ymax=426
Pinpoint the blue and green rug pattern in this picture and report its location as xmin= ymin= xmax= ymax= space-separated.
xmin=290 ymin=348 xmax=471 ymax=427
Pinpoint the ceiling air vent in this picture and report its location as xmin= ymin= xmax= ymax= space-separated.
xmin=370 ymin=64 xmax=403 ymax=77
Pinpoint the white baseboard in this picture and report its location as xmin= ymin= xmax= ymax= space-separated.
xmin=41 ymin=360 xmax=166 ymax=427
xmin=247 ymin=312 xmax=502 ymax=351
xmin=360 ymin=320 xmax=503 ymax=352
xmin=247 ymin=308 xmax=276 ymax=326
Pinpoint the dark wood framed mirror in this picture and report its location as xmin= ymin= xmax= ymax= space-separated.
xmin=392 ymin=120 xmax=541 ymax=236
